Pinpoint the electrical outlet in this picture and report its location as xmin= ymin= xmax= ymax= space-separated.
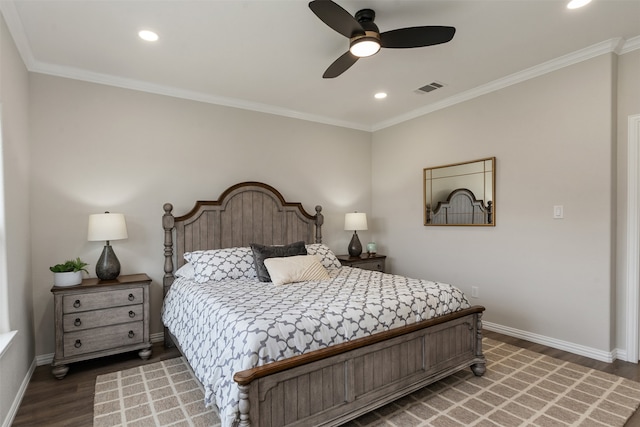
xmin=471 ymin=286 xmax=479 ymax=298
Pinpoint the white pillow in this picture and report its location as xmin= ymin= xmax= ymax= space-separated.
xmin=305 ymin=244 xmax=342 ymax=269
xmin=264 ymin=255 xmax=330 ymax=285
xmin=175 ymin=262 xmax=195 ymax=280
xmin=184 ymin=247 xmax=256 ymax=283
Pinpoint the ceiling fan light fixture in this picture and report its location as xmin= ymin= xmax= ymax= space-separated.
xmin=349 ymin=32 xmax=381 ymax=57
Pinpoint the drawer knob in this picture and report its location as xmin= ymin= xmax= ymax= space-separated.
xmin=74 ymin=318 xmax=82 ymax=327
xmin=128 ymin=294 xmax=135 ymax=301
xmin=129 ymin=311 xmax=135 ymax=318
xmin=74 ymin=339 xmax=82 ymax=348
xmin=73 ymin=300 xmax=81 ymax=308
xmin=128 ymin=330 xmax=135 ymax=338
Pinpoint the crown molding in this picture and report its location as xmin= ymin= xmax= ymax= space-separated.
xmin=373 ymin=38 xmax=627 ymax=131
xmin=29 ymin=61 xmax=371 ymax=132
xmin=0 ymin=0 xmax=36 ymax=68
xmin=620 ymin=35 xmax=640 ymax=54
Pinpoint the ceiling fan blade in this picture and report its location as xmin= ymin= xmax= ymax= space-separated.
xmin=309 ymin=0 xmax=365 ymax=38
xmin=380 ymin=26 xmax=456 ymax=48
xmin=323 ymin=51 xmax=359 ymax=78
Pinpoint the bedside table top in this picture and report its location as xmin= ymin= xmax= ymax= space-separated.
xmin=51 ymin=273 xmax=151 ymax=292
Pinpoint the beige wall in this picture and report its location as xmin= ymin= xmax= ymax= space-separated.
xmin=28 ymin=74 xmax=373 ymax=356
xmin=372 ymin=54 xmax=617 ymax=352
xmin=0 ymin=12 xmax=33 ymax=426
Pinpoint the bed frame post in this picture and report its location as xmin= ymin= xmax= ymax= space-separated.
xmin=315 ymin=205 xmax=323 ymax=243
xmin=237 ymin=384 xmax=250 ymax=427
xmin=471 ymin=311 xmax=486 ymax=376
xmin=162 ymin=203 xmax=175 ymax=347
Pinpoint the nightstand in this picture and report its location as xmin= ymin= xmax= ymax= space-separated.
xmin=337 ymin=254 xmax=386 ymax=272
xmin=50 ymin=273 xmax=152 ymax=379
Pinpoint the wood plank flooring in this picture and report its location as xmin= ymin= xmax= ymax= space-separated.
xmin=12 ymin=341 xmax=180 ymax=426
xmin=10 ymin=332 xmax=640 ymax=426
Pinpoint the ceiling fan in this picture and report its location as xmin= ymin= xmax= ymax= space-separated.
xmin=309 ymin=0 xmax=456 ymax=78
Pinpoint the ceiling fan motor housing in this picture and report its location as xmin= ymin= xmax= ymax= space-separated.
xmin=354 ymin=9 xmax=379 ymax=34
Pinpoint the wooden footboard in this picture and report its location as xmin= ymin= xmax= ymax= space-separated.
xmin=234 ymin=306 xmax=485 ymax=427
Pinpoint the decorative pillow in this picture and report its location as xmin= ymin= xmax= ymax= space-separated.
xmin=174 ymin=262 xmax=195 ymax=280
xmin=305 ymin=243 xmax=342 ymax=269
xmin=250 ymin=241 xmax=307 ymax=282
xmin=184 ymin=247 xmax=256 ymax=283
xmin=263 ymin=255 xmax=330 ymax=285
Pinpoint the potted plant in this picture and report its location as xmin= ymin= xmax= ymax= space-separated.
xmin=50 ymin=258 xmax=89 ymax=287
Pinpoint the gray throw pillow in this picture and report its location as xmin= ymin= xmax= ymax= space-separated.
xmin=250 ymin=241 xmax=307 ymax=282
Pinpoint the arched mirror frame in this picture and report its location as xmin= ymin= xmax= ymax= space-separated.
xmin=423 ymin=157 xmax=496 ymax=226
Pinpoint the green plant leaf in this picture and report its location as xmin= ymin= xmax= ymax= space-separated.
xmin=50 ymin=258 xmax=89 ymax=274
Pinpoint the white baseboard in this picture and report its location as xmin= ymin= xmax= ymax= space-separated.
xmin=150 ymin=332 xmax=164 ymax=343
xmin=484 ymin=321 xmax=617 ymax=363
xmin=2 ymin=358 xmax=36 ymax=427
xmin=36 ymin=352 xmax=53 ymax=366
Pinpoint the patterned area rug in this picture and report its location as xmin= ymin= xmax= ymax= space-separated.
xmin=93 ymin=338 xmax=640 ymax=427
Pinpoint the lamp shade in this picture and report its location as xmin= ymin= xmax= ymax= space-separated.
xmin=88 ymin=213 xmax=128 ymax=242
xmin=344 ymin=212 xmax=368 ymax=231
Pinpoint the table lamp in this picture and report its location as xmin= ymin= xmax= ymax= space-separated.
xmin=345 ymin=212 xmax=367 ymax=257
xmin=88 ymin=212 xmax=128 ymax=280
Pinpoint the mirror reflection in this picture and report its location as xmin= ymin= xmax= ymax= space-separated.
xmin=424 ymin=157 xmax=495 ymax=226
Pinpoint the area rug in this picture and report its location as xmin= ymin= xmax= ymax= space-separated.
xmin=93 ymin=338 xmax=640 ymax=427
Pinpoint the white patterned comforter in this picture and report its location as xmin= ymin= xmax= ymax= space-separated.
xmin=161 ymin=266 xmax=470 ymax=427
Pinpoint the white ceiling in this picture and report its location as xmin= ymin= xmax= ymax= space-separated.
xmin=2 ymin=0 xmax=639 ymax=131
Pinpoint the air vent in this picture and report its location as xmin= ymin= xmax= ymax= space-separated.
xmin=416 ymin=81 xmax=445 ymax=94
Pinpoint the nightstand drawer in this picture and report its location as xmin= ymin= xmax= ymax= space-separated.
xmin=63 ymin=321 xmax=144 ymax=357
xmin=63 ymin=304 xmax=143 ymax=331
xmin=337 ymin=254 xmax=386 ymax=273
xmin=353 ymin=260 xmax=384 ymax=272
xmin=62 ymin=287 xmax=144 ymax=313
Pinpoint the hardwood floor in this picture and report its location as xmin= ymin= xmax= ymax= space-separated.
xmin=10 ymin=333 xmax=640 ymax=426
xmin=12 ymin=341 xmax=180 ymax=426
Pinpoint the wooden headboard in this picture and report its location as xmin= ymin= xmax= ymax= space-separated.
xmin=162 ymin=181 xmax=324 ymax=296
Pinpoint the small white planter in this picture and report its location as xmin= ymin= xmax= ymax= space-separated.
xmin=53 ymin=271 xmax=83 ymax=287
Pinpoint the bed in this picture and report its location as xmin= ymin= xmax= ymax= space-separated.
xmin=161 ymin=181 xmax=486 ymax=427
xmin=427 ymin=188 xmax=493 ymax=225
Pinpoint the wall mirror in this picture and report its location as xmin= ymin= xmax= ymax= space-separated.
xmin=423 ymin=157 xmax=495 ymax=226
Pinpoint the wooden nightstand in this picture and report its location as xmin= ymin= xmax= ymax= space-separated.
xmin=337 ymin=254 xmax=386 ymax=272
xmin=50 ymin=273 xmax=152 ymax=379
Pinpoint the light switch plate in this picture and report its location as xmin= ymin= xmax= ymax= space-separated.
xmin=553 ymin=205 xmax=564 ymax=219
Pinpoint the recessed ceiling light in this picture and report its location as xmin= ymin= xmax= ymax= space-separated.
xmin=567 ymin=0 xmax=591 ymax=9
xmin=138 ymin=30 xmax=159 ymax=42
xmin=374 ymin=92 xmax=387 ymax=99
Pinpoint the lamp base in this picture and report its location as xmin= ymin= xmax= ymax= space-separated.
xmin=348 ymin=232 xmax=363 ymax=257
xmin=96 ymin=243 xmax=121 ymax=281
